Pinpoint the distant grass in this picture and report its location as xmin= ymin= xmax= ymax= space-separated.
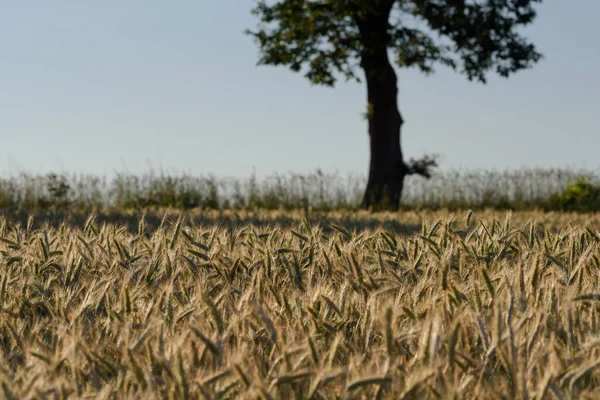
xmin=2 ymin=210 xmax=600 ymax=398
xmin=0 ymin=167 xmax=598 ymax=212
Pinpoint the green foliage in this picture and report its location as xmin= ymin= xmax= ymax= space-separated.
xmin=547 ymin=177 xmax=600 ymax=213
xmin=0 ymin=173 xmax=105 ymax=211
xmin=0 ymin=168 xmax=599 ymax=213
xmin=110 ymin=172 xmax=219 ymax=210
xmin=247 ymin=0 xmax=543 ymax=85
xmin=42 ymin=173 xmax=71 ymax=208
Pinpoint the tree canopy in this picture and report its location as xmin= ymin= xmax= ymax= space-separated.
xmin=247 ymin=0 xmax=542 ymax=86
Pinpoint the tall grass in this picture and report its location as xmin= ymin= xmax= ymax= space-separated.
xmin=0 ymin=167 xmax=597 ymax=211
xmin=1 ymin=210 xmax=600 ymax=398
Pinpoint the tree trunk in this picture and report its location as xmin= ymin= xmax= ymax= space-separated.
xmin=349 ymin=1 xmax=406 ymax=211
xmin=360 ymin=47 xmax=406 ymax=211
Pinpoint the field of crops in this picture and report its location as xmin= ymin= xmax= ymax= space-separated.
xmin=1 ymin=209 xmax=600 ymax=399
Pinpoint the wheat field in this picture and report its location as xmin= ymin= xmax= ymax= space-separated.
xmin=1 ymin=209 xmax=600 ymax=399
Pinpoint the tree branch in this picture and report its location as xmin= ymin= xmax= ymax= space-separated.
xmin=405 ymin=154 xmax=439 ymax=178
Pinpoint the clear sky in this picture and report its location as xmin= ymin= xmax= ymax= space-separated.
xmin=1 ymin=1 xmax=598 ymax=179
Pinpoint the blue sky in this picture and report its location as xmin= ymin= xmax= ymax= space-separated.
xmin=1 ymin=1 xmax=598 ymax=179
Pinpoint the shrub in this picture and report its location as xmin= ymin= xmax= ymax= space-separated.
xmin=547 ymin=177 xmax=600 ymax=212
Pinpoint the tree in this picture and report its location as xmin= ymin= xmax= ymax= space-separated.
xmin=247 ymin=0 xmax=543 ymax=211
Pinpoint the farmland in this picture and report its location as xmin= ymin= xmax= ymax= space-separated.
xmin=1 ymin=209 xmax=600 ymax=398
